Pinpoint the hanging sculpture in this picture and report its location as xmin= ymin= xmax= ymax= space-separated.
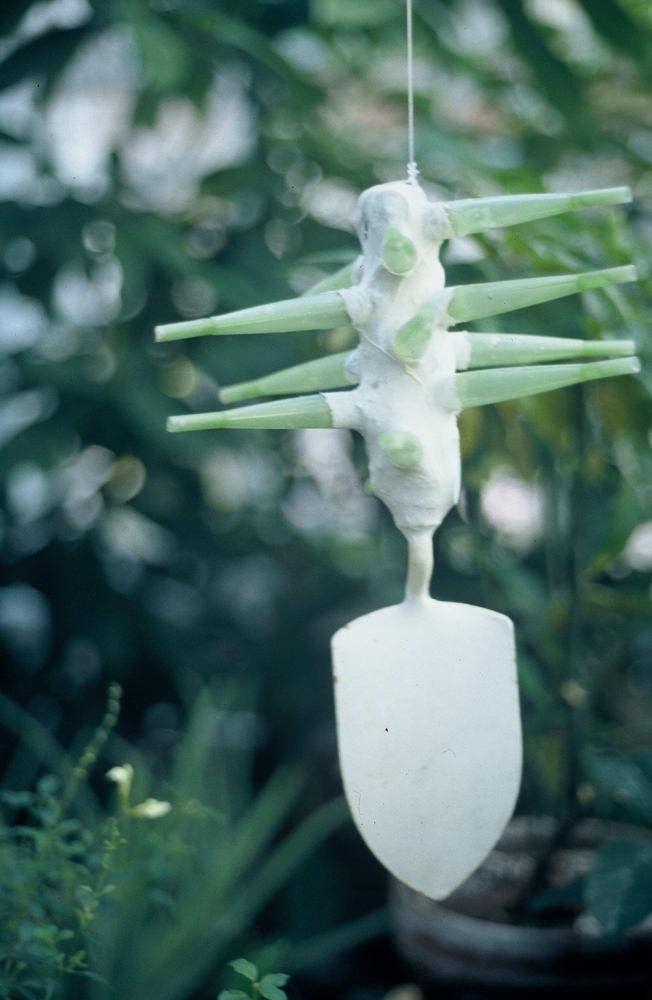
xmin=156 ymin=180 xmax=639 ymax=900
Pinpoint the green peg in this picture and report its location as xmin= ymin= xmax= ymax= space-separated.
xmin=219 ymin=351 xmax=355 ymax=404
xmin=167 ymin=394 xmax=333 ymax=432
xmin=465 ymin=333 xmax=635 ymax=369
xmin=447 ymin=265 xmax=637 ymax=326
xmin=449 ymin=356 xmax=640 ymax=409
xmin=155 ymin=290 xmax=349 ymax=343
xmin=302 ymin=260 xmax=357 ymax=296
xmin=440 ymin=187 xmax=632 ymax=238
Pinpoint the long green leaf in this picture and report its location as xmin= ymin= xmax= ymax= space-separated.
xmin=283 ymin=908 xmax=389 ymax=972
xmin=584 ymin=841 xmax=652 ymax=936
xmin=0 ymin=694 xmax=101 ymax=826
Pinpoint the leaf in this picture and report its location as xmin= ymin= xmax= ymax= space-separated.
xmin=182 ymin=9 xmax=318 ymax=93
xmin=0 ymin=694 xmax=101 ymax=828
xmin=497 ymin=0 xmax=588 ymax=130
xmin=586 ymin=751 xmax=652 ymax=824
xmin=80 ymin=970 xmax=111 ymax=986
xmin=258 ymin=986 xmax=287 ymax=1000
xmin=0 ymin=27 xmax=89 ymax=94
xmin=129 ymin=14 xmax=191 ymax=92
xmin=529 ymin=878 xmax=583 ymax=914
xmin=278 ymin=907 xmax=389 ymax=970
xmin=0 ymin=790 xmax=34 ymax=809
xmin=260 ymin=974 xmax=289 ymax=988
xmin=575 ymin=0 xmax=646 ymax=59
xmin=235 ymin=796 xmax=349 ymax=924
xmin=218 ymin=992 xmax=250 ymax=1000
xmin=56 ymin=818 xmax=82 ymax=835
xmin=229 ymin=958 xmax=258 ymax=982
xmin=36 ymin=774 xmax=59 ymax=796
xmin=311 ymin=0 xmax=395 ymax=27
xmin=584 ymin=840 xmax=652 ymax=936
xmin=517 ymin=654 xmax=552 ymax=710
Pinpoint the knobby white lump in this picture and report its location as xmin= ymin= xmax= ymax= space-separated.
xmin=325 ymin=182 xmax=463 ymax=596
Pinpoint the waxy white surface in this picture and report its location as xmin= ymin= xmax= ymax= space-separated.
xmin=328 ymin=179 xmax=522 ymax=900
xmin=160 ymin=179 xmax=634 ymax=900
xmin=332 ymin=596 xmax=522 ymax=900
xmin=325 ymin=181 xmax=462 ymax=542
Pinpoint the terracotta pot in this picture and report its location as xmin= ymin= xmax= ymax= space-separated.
xmin=390 ymin=816 xmax=652 ymax=999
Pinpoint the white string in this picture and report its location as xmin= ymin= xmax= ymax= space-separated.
xmin=406 ymin=0 xmax=418 ymax=184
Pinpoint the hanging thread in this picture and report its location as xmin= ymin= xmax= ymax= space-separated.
xmin=406 ymin=0 xmax=418 ymax=184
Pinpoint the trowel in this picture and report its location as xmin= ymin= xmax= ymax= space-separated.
xmin=156 ymin=181 xmax=639 ymax=899
xmin=332 ymin=586 xmax=520 ymax=898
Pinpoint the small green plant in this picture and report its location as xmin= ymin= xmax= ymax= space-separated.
xmin=0 ymin=683 xmax=349 ymax=1000
xmin=0 ymin=684 xmax=123 ymax=999
xmin=526 ymin=748 xmax=652 ymax=936
xmin=219 ymin=958 xmax=289 ymax=1000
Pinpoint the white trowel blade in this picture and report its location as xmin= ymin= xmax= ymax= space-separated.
xmin=332 ymin=598 xmax=522 ymax=900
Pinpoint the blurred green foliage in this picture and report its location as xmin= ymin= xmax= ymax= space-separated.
xmin=0 ymin=682 xmax=344 ymax=999
xmin=1 ymin=0 xmax=652 ymax=988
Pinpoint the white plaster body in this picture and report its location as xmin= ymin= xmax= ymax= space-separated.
xmin=331 ymin=340 xmax=461 ymax=535
xmin=325 ymin=181 xmax=462 ymax=550
xmin=325 ymin=180 xmax=522 ymax=900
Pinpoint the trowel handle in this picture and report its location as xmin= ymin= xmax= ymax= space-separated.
xmin=405 ymin=531 xmax=434 ymax=600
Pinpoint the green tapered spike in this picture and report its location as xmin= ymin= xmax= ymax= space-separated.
xmin=167 ymin=394 xmax=333 ymax=432
xmin=378 ymin=431 xmax=423 ymax=468
xmin=440 ymin=187 xmax=632 ymax=238
xmin=382 ymin=228 xmax=418 ymax=275
xmin=465 ymin=333 xmax=636 ymax=370
xmin=302 ymin=260 xmax=357 ymax=296
xmin=219 ymin=351 xmax=355 ymax=404
xmin=394 ymin=305 xmax=437 ymax=362
xmin=155 ymin=290 xmax=348 ymax=343
xmin=449 ymin=356 xmax=640 ymax=409
xmin=447 ymin=265 xmax=637 ymax=326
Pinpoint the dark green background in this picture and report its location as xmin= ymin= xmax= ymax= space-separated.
xmin=1 ymin=0 xmax=652 ymax=994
